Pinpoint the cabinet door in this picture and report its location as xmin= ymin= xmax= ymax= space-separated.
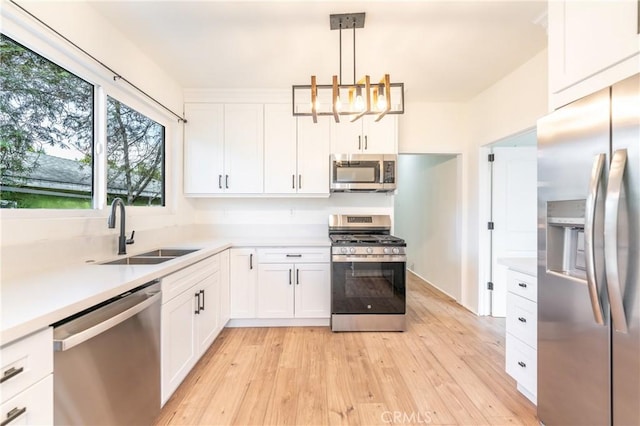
xmin=224 ymin=104 xmax=264 ymax=193
xmin=195 ymin=271 xmax=220 ymax=356
xmin=257 ymin=263 xmax=295 ymax=318
xmin=330 ymin=119 xmax=362 ymax=154
xmin=294 ymin=263 xmax=330 ymax=318
xmin=184 ymin=103 xmax=225 ymax=194
xmin=218 ymin=249 xmax=231 ymax=329
xmin=264 ymin=104 xmax=297 ymax=194
xmin=363 ymin=115 xmax=397 ymax=154
xmin=297 ymin=117 xmax=330 ymax=194
xmin=549 ymin=1 xmax=640 ymax=95
xmin=229 ymin=248 xmax=257 ymax=318
xmin=161 ymin=289 xmax=197 ymax=403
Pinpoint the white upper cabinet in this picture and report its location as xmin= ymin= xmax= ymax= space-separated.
xmin=224 ymin=104 xmax=264 ymax=193
xmin=184 ymin=103 xmax=224 ymax=194
xmin=549 ymin=0 xmax=640 ymax=108
xmin=183 ymin=103 xmax=263 ymax=195
xmin=264 ymin=104 xmax=330 ymax=195
xmin=331 ymin=115 xmax=397 ymax=154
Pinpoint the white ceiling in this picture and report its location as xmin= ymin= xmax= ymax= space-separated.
xmin=88 ymin=0 xmax=548 ymax=102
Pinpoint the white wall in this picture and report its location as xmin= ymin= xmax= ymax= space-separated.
xmin=0 ymin=1 xmax=194 ymax=278
xmin=394 ymin=154 xmax=461 ymax=301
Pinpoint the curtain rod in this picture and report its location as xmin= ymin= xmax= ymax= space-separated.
xmin=9 ymin=0 xmax=187 ymax=123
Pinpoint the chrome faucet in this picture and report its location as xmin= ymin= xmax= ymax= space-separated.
xmin=107 ymin=197 xmax=135 ymax=255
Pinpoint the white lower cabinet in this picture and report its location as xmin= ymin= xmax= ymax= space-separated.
xmin=229 ymin=248 xmax=258 ymax=318
xmin=160 ymin=252 xmax=229 ymax=405
xmin=0 ymin=327 xmax=53 ymax=426
xmin=505 ymin=268 xmax=538 ymax=404
xmin=256 ymin=248 xmax=330 ymax=319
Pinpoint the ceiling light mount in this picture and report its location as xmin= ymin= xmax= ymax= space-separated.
xmin=329 ymin=13 xmax=365 ymax=30
xmin=292 ymin=12 xmax=404 ymax=124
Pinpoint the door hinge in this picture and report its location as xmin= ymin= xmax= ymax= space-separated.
xmin=487 ymin=281 xmax=494 ymax=290
xmin=487 ymin=221 xmax=494 ymax=230
xmin=488 ymin=153 xmax=495 ymax=162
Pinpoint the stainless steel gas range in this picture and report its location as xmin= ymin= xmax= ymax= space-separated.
xmin=329 ymin=214 xmax=406 ymax=332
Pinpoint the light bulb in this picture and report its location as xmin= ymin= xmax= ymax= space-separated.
xmin=335 ymin=96 xmax=342 ymax=112
xmin=377 ymin=94 xmax=386 ymax=110
xmin=354 ymin=94 xmax=364 ymax=112
xmin=310 ymin=99 xmax=320 ymax=111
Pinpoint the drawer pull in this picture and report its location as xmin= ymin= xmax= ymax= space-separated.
xmin=0 ymin=366 xmax=24 ymax=384
xmin=1 ymin=407 xmax=27 ymax=426
xmin=286 ymin=254 xmax=302 ymax=258
xmin=517 ymin=361 xmax=527 ymax=368
xmin=518 ymin=317 xmax=527 ymax=323
xmin=518 ymin=282 xmax=528 ymax=288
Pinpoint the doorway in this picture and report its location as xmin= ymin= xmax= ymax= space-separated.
xmin=394 ymin=154 xmax=462 ymax=301
xmin=480 ymin=129 xmax=537 ymax=316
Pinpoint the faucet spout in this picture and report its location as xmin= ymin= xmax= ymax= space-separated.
xmin=108 ymin=198 xmax=133 ymax=255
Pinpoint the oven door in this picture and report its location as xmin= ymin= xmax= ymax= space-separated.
xmin=331 ymin=259 xmax=406 ymax=314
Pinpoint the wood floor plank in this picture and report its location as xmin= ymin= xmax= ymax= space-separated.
xmin=154 ymin=272 xmax=538 ymax=426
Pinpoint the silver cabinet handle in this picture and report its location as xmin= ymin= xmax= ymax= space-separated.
xmin=286 ymin=254 xmax=302 ymax=258
xmin=517 ymin=361 xmax=526 ymax=368
xmin=200 ymin=289 xmax=205 ymax=311
xmin=518 ymin=317 xmax=527 ymax=323
xmin=0 ymin=367 xmax=24 ymax=384
xmin=518 ymin=282 xmax=527 ymax=288
xmin=292 ymin=174 xmax=295 ymax=189
xmin=218 ymin=174 xmax=222 ymax=189
xmin=585 ymin=153 xmax=606 ymax=325
xmin=289 ymin=269 xmax=292 ymax=285
xmin=225 ymin=174 xmax=229 ymax=189
xmin=605 ymin=149 xmax=629 ymax=333
xmin=194 ymin=292 xmax=201 ymax=314
xmin=358 ymin=135 xmax=361 ymax=150
xmin=296 ymin=269 xmax=299 ymax=285
xmin=1 ymin=407 xmax=26 ymax=426
xmin=298 ymin=174 xmax=302 ymax=189
xmin=249 ymin=253 xmax=253 ymax=270
xmin=364 ymin=135 xmax=368 ymax=150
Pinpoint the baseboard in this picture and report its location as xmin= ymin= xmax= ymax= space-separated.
xmin=227 ymin=318 xmax=330 ymax=328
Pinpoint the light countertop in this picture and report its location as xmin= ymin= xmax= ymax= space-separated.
xmin=1 ymin=236 xmax=330 ymax=346
xmin=497 ymin=257 xmax=537 ymax=276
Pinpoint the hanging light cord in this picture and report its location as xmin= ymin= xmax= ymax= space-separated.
xmin=338 ymin=20 xmax=342 ymax=85
xmin=353 ymin=21 xmax=357 ymax=85
xmin=9 ymin=0 xmax=187 ymax=123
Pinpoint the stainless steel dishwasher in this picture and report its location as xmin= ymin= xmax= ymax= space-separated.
xmin=53 ymin=280 xmax=161 ymax=425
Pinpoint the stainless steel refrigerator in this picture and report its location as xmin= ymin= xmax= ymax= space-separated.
xmin=537 ymin=73 xmax=639 ymax=425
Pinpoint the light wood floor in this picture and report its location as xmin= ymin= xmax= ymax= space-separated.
xmin=155 ymin=272 xmax=539 ymax=426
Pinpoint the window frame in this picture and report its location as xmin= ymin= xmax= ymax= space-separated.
xmin=1 ymin=8 xmax=174 ymax=218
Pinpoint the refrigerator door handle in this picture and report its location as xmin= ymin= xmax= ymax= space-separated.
xmin=585 ymin=153 xmax=606 ymax=325
xmin=605 ymin=148 xmax=629 ymax=333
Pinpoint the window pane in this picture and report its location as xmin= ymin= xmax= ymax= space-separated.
xmin=0 ymin=34 xmax=94 ymax=209
xmin=106 ymin=97 xmax=165 ymax=206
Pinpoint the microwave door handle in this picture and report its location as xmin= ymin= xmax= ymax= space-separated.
xmin=585 ymin=153 xmax=606 ymax=325
xmin=604 ymin=149 xmax=628 ymax=333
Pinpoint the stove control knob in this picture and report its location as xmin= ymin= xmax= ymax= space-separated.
xmin=340 ymin=247 xmax=348 ymax=254
xmin=366 ymin=247 xmax=373 ymax=254
xmin=392 ymin=248 xmax=400 ymax=255
xmin=349 ymin=247 xmax=357 ymax=254
xmin=383 ymin=247 xmax=391 ymax=254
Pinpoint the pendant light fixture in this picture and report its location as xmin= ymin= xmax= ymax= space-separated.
xmin=292 ymin=12 xmax=405 ymax=123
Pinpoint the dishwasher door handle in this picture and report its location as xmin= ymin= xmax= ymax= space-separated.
xmin=53 ymin=290 xmax=161 ymax=352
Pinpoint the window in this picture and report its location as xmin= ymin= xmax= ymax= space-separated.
xmin=106 ymin=97 xmax=165 ymax=206
xmin=0 ymin=34 xmax=94 ymax=209
xmin=0 ymin=34 xmax=166 ymax=209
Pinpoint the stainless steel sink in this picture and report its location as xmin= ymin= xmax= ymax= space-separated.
xmin=100 ymin=256 xmax=175 ymax=265
xmin=98 ymin=247 xmax=200 ymax=265
xmin=136 ymin=248 xmax=199 ymax=257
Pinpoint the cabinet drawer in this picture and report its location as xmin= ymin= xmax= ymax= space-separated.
xmin=506 ymin=293 xmax=537 ymax=349
xmin=507 ymin=270 xmax=537 ymax=302
xmin=0 ymin=328 xmax=53 ymax=403
xmin=257 ymin=247 xmax=329 ymax=264
xmin=0 ymin=374 xmax=53 ymax=426
xmin=505 ymin=333 xmax=537 ymax=396
xmin=162 ymin=255 xmax=219 ymax=303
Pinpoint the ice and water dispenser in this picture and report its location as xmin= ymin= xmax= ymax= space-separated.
xmin=546 ymin=200 xmax=588 ymax=279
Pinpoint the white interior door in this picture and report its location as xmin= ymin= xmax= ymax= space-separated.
xmin=490 ymin=146 xmax=537 ymax=316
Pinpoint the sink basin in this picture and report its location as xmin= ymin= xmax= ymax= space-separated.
xmin=137 ymin=248 xmax=199 ymax=257
xmin=98 ymin=247 xmax=200 ymax=265
xmin=100 ymin=256 xmax=175 ymax=265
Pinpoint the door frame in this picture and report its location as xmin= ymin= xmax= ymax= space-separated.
xmin=477 ymin=127 xmax=536 ymax=316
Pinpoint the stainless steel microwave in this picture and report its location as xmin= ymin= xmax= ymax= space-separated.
xmin=330 ymin=154 xmax=397 ymax=192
